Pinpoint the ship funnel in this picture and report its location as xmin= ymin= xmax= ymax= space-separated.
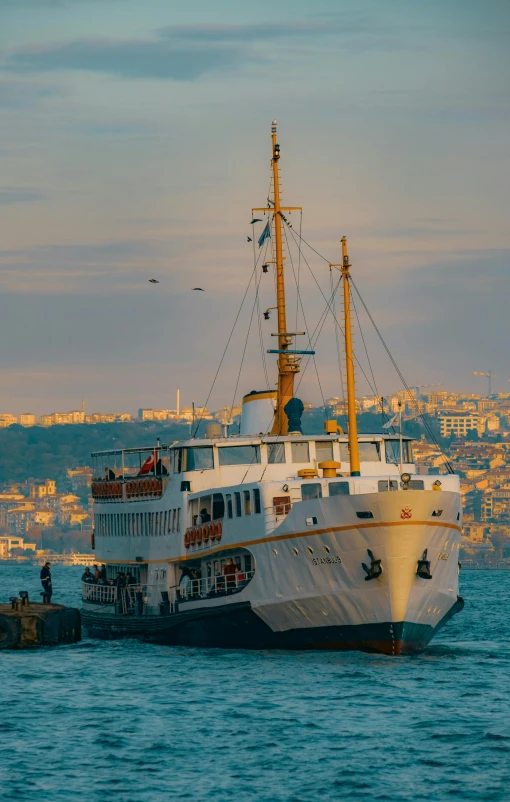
xmin=240 ymin=390 xmax=277 ymax=435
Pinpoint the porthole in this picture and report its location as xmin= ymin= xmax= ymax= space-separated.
xmin=292 ymin=547 xmax=299 ymax=556
xmin=272 ymin=549 xmax=278 ymax=557
xmin=322 ymin=546 xmax=331 ymax=553
xmin=306 ymin=546 xmax=313 ymax=555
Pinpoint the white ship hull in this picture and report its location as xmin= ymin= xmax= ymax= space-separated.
xmin=83 ymin=489 xmax=463 ymax=655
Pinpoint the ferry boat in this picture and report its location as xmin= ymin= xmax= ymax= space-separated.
xmin=82 ymin=121 xmax=463 ymax=655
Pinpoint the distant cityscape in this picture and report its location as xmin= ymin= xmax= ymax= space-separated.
xmin=2 ymin=385 xmax=510 ymax=439
xmin=1 ymin=385 xmax=510 ymax=567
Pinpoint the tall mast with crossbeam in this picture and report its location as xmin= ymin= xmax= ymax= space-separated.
xmin=252 ymin=121 xmax=310 ymax=435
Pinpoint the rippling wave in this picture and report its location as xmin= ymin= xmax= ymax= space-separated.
xmin=1 ymin=565 xmax=510 ymax=801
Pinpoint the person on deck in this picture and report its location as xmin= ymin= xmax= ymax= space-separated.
xmin=40 ymin=562 xmax=52 ymax=601
xmin=93 ymin=564 xmax=101 ymax=581
xmin=82 ymin=567 xmax=94 ymax=584
xmin=223 ymin=558 xmax=236 ymax=591
xmin=197 ymin=508 xmax=211 ymax=524
xmin=126 ymin=572 xmax=137 ymax=586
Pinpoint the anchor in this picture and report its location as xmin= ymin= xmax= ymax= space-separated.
xmin=417 ymin=549 xmax=432 ymax=580
xmin=362 ymin=549 xmax=382 ymax=581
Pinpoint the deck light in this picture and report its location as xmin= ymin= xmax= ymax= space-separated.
xmin=262 ymin=264 xmax=269 ymax=273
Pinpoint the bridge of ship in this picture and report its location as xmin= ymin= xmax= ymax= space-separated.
xmin=91 ymin=434 xmax=419 ymax=503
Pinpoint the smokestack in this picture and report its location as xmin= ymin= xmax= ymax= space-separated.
xmin=176 ymin=388 xmax=180 ymax=416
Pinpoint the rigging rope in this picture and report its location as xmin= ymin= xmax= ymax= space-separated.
xmin=350 ymin=277 xmax=454 ymax=473
xmin=284 ymin=222 xmax=380 ymax=398
xmin=228 ymin=261 xmax=266 ymax=423
xmin=192 ymin=255 xmax=262 ymax=438
xmin=283 ymin=218 xmax=453 ymax=470
xmin=283 ymin=225 xmax=327 ymax=415
xmin=330 ymin=266 xmax=345 ymax=402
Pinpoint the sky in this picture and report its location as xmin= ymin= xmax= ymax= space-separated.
xmin=0 ymin=0 xmax=509 ymax=415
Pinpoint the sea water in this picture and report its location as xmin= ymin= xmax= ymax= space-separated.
xmin=1 ymin=565 xmax=509 ymax=802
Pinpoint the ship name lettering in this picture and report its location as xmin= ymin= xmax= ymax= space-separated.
xmin=438 ymin=553 xmax=449 ymax=560
xmin=311 ymin=556 xmax=342 ymax=566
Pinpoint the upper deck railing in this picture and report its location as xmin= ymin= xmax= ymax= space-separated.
xmin=91 ymin=475 xmax=169 ymax=502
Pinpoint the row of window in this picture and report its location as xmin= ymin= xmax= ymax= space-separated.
xmin=95 ymin=509 xmax=181 ymax=538
xmin=192 ymin=489 xmax=262 ymax=523
xmin=172 ymin=440 xmax=412 ymax=473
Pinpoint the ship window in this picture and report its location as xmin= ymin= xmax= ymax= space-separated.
xmin=173 ymin=448 xmax=183 ymax=473
xmin=184 ymin=447 xmax=214 ymax=471
xmin=234 ymin=492 xmax=242 ymax=517
xmin=212 ymin=493 xmax=225 ymax=520
xmin=329 ymin=482 xmax=350 ymax=496
xmin=176 ymin=508 xmax=181 ymax=532
xmin=244 ymin=490 xmax=252 ymax=515
xmin=315 ymin=441 xmax=333 ymax=462
xmin=408 ymin=480 xmax=424 ymax=490
xmin=244 ymin=554 xmax=253 ymax=574
xmin=378 ymin=480 xmax=398 ymax=492
xmin=253 ymin=488 xmax=261 ymax=514
xmin=218 ymin=445 xmax=261 ymax=466
xmin=267 ymin=442 xmax=286 ymax=464
xmin=302 ymin=483 xmax=322 ymax=501
xmin=291 ymin=442 xmax=310 ymax=463
xmin=385 ymin=440 xmax=411 ymax=464
xmin=356 ymin=511 xmax=374 ymax=519
xmin=340 ymin=442 xmax=381 ymax=462
xmin=226 ymin=493 xmax=233 ymax=519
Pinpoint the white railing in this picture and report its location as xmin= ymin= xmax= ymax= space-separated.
xmin=179 ymin=570 xmax=255 ymax=602
xmin=82 ymin=583 xmax=117 ymax=603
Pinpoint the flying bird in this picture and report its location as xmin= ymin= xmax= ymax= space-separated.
xmin=148 ymin=279 xmax=159 ymax=284
xmin=247 ymin=236 xmax=252 ymax=242
xmin=193 ymin=287 xmax=205 ymax=291
xmin=251 ymin=218 xmax=262 ymax=224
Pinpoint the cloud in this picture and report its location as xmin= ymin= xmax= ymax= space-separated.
xmin=0 ymin=187 xmax=45 ymax=205
xmin=0 ymin=79 xmax=59 ymax=108
xmin=0 ymin=238 xmax=155 ymax=293
xmin=4 ymin=19 xmax=396 ymax=81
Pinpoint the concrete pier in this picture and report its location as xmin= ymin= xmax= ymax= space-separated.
xmin=0 ymin=594 xmax=81 ymax=649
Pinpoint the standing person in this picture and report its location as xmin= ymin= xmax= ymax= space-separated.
xmin=40 ymin=562 xmax=52 ymax=602
xmin=223 ymin=558 xmax=236 ymax=591
xmin=93 ymin=564 xmax=101 ymax=581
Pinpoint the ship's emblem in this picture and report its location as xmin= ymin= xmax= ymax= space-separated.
xmin=401 ymin=507 xmax=412 ymax=519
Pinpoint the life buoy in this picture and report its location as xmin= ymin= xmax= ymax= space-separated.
xmin=213 ymin=521 xmax=222 ymax=541
xmin=184 ymin=530 xmax=190 ymax=548
xmin=196 ymin=527 xmax=203 ymax=545
xmin=91 ymin=530 xmax=95 ymax=550
xmin=203 ymin=524 xmax=210 ymax=543
xmin=189 ymin=528 xmax=196 ymax=545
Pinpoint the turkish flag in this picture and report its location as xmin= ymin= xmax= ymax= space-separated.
xmin=138 ymin=451 xmax=158 ymax=476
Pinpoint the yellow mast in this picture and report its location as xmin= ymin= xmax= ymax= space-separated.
xmin=340 ymin=237 xmax=361 ymax=475
xmin=253 ymin=121 xmax=303 ymax=435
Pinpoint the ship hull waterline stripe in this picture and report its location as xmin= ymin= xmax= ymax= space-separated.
xmin=98 ymin=518 xmax=462 ymax=565
xmin=81 ymin=597 xmax=464 ymax=655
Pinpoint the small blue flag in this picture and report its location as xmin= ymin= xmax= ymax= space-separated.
xmin=258 ymin=220 xmax=271 ymax=248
